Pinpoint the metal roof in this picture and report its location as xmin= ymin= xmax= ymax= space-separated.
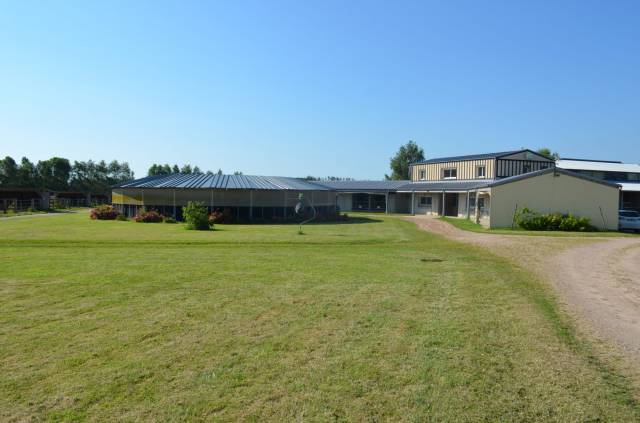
xmin=315 ymin=180 xmax=410 ymax=192
xmin=114 ymin=173 xmax=331 ymax=191
xmin=486 ymin=167 xmax=621 ymax=189
xmin=619 ymin=183 xmax=640 ymax=192
xmin=397 ymin=180 xmax=493 ymax=192
xmin=557 ymin=159 xmax=640 ymax=173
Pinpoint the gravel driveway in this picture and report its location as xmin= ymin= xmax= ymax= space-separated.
xmin=406 ymin=216 xmax=640 ymax=362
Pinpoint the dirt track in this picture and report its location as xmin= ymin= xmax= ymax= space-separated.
xmin=406 ymin=216 xmax=640 ymax=361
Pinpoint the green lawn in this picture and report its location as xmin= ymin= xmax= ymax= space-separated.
xmin=1 ymin=213 xmax=639 ymax=421
xmin=440 ymin=216 xmax=634 ymax=237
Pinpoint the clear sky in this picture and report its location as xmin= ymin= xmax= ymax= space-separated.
xmin=1 ymin=1 xmax=639 ymax=179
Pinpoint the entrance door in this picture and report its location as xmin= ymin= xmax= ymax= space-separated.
xmin=444 ymin=193 xmax=458 ymax=216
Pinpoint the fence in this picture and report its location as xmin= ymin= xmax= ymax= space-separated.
xmin=0 ymin=199 xmax=42 ymax=212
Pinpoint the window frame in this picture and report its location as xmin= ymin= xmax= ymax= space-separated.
xmin=419 ymin=195 xmax=432 ymax=207
xmin=442 ymin=168 xmax=457 ymax=179
xmin=476 ymin=165 xmax=486 ymax=179
xmin=419 ymin=169 xmax=426 ymax=180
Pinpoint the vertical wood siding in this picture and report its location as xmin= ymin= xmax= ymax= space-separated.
xmin=410 ymin=159 xmax=495 ymax=181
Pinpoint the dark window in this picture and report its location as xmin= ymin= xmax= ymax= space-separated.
xmin=443 ymin=168 xmax=457 ymax=179
xmin=419 ymin=196 xmax=432 ymax=206
xmin=476 ymin=166 xmax=486 ymax=178
xmin=419 ymin=170 xmax=426 ymax=180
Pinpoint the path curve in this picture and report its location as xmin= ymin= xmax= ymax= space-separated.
xmin=406 ymin=216 xmax=640 ymax=359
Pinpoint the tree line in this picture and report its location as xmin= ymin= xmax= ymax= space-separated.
xmin=0 ymin=156 xmax=134 ymax=193
xmin=147 ymin=163 xmax=243 ymax=176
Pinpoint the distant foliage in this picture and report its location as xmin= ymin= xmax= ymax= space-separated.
xmin=115 ymin=214 xmax=128 ymax=221
xmin=515 ymin=207 xmax=595 ymax=231
xmin=163 ymin=216 xmax=177 ymax=224
xmin=147 ymin=163 xmax=206 ymax=176
xmin=183 ymin=201 xmax=212 ymax=230
xmin=90 ymin=205 xmax=120 ymax=220
xmin=0 ymin=155 xmax=133 ymax=192
xmin=134 ymin=209 xmax=163 ymax=223
xmin=536 ymin=148 xmax=560 ymax=160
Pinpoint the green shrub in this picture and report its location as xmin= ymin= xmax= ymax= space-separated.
xmin=164 ymin=216 xmax=177 ymax=224
xmin=183 ymin=201 xmax=212 ymax=230
xmin=515 ymin=207 xmax=596 ymax=232
xmin=115 ymin=214 xmax=128 ymax=221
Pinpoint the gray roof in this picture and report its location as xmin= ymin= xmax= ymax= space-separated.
xmin=315 ymin=180 xmax=410 ymax=192
xmin=397 ymin=180 xmax=493 ymax=192
xmin=115 ymin=173 xmax=331 ymax=191
xmin=411 ymin=149 xmax=552 ymax=165
xmin=486 ymin=167 xmax=621 ymax=189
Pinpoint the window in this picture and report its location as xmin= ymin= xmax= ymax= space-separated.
xmin=469 ymin=197 xmax=485 ymax=209
xmin=442 ymin=168 xmax=457 ymax=179
xmin=419 ymin=196 xmax=432 ymax=207
xmin=419 ymin=169 xmax=426 ymax=180
xmin=476 ymin=166 xmax=486 ymax=178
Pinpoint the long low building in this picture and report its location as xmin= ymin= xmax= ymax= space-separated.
xmin=112 ymin=173 xmax=336 ymax=221
xmin=111 ymin=149 xmax=625 ymax=230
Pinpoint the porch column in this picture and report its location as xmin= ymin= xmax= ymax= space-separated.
xmin=466 ymin=191 xmax=471 ymax=219
xmin=411 ymin=192 xmax=415 ymax=215
xmin=441 ymin=191 xmax=445 ymax=216
xmin=385 ymin=192 xmax=388 ymax=214
xmin=474 ymin=191 xmax=480 ymax=224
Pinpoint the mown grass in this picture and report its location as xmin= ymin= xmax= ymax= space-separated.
xmin=440 ymin=216 xmax=634 ymax=237
xmin=1 ymin=212 xmax=639 ymax=421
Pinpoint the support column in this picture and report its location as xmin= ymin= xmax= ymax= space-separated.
xmin=474 ymin=191 xmax=480 ymax=224
xmin=466 ymin=191 xmax=470 ymax=219
xmin=385 ymin=192 xmax=389 ymax=214
xmin=411 ymin=192 xmax=415 ymax=215
xmin=441 ymin=191 xmax=445 ymax=216
xmin=173 ymin=190 xmax=176 ymax=218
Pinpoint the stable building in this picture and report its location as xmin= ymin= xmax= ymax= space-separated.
xmin=112 ymin=173 xmax=336 ymax=220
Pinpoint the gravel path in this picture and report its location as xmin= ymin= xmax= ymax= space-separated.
xmin=406 ymin=216 xmax=640 ymax=360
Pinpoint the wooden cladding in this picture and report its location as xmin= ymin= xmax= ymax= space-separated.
xmin=411 ymin=158 xmax=553 ymax=181
xmin=495 ymin=160 xmax=551 ymax=178
xmin=410 ymin=159 xmax=495 ymax=181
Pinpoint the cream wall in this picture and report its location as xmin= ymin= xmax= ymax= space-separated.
xmin=490 ymin=172 xmax=619 ymax=230
xmin=410 ymin=159 xmax=495 ymax=181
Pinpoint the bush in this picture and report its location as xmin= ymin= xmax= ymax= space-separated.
xmin=134 ymin=209 xmax=163 ymax=223
xmin=115 ymin=214 xmax=128 ymax=221
xmin=515 ymin=207 xmax=596 ymax=232
xmin=183 ymin=201 xmax=212 ymax=230
xmin=209 ymin=208 xmax=234 ymax=224
xmin=90 ymin=205 xmax=119 ymax=220
xmin=164 ymin=216 xmax=177 ymax=224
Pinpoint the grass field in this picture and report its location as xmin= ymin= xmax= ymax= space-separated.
xmin=440 ymin=216 xmax=635 ymax=237
xmin=2 ymin=212 xmax=639 ymax=421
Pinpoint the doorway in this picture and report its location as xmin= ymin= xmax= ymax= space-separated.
xmin=444 ymin=193 xmax=458 ymax=216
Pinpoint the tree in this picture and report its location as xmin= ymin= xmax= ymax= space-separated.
xmin=37 ymin=157 xmax=71 ymax=191
xmin=536 ymin=148 xmax=560 ymax=160
xmin=193 ymin=166 xmax=201 ymax=174
xmin=17 ymin=157 xmax=38 ymax=187
xmin=172 ymin=164 xmax=180 ymax=174
xmin=182 ymin=201 xmax=212 ymax=230
xmin=180 ymin=164 xmax=193 ymax=174
xmin=385 ymin=141 xmax=425 ymax=180
xmin=0 ymin=156 xmax=19 ymax=186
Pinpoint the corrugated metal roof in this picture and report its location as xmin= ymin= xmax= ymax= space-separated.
xmin=411 ymin=150 xmax=523 ymax=165
xmin=619 ymin=183 xmax=640 ymax=192
xmin=486 ymin=167 xmax=620 ymax=189
xmin=114 ymin=174 xmax=331 ymax=191
xmin=557 ymin=159 xmax=640 ymax=173
xmin=315 ymin=180 xmax=410 ymax=192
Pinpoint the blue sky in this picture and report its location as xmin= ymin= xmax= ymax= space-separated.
xmin=1 ymin=1 xmax=639 ymax=179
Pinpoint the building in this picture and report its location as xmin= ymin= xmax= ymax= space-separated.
xmin=111 ymin=149 xmax=622 ymax=230
xmin=557 ymin=158 xmax=640 ymax=211
xmin=112 ymin=173 xmax=336 ymax=221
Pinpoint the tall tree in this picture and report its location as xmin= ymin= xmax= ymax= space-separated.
xmin=37 ymin=157 xmax=71 ymax=191
xmin=180 ymin=164 xmax=193 ymax=174
xmin=385 ymin=141 xmax=425 ymax=180
xmin=172 ymin=164 xmax=180 ymax=174
xmin=17 ymin=157 xmax=38 ymax=187
xmin=536 ymin=148 xmax=560 ymax=160
xmin=0 ymin=156 xmax=19 ymax=186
